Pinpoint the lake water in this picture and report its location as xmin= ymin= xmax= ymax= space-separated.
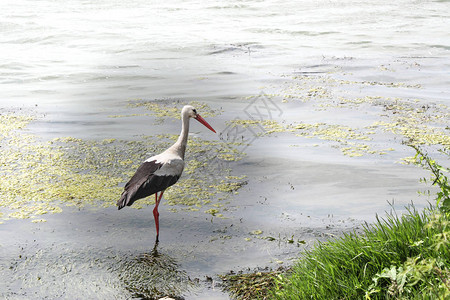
xmin=1 ymin=0 xmax=449 ymax=299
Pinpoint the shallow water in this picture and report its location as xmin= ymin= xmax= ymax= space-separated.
xmin=1 ymin=0 xmax=449 ymax=299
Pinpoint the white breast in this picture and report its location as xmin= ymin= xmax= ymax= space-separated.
xmin=146 ymin=152 xmax=185 ymax=177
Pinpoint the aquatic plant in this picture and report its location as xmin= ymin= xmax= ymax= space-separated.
xmin=220 ymin=268 xmax=287 ymax=300
xmin=110 ymin=100 xmax=222 ymax=120
xmin=226 ymin=119 xmax=392 ymax=157
xmin=412 ymin=146 xmax=450 ymax=212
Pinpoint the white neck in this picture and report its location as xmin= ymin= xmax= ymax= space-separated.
xmin=169 ymin=112 xmax=190 ymax=159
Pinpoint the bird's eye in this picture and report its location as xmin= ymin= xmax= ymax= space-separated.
xmin=193 ymin=109 xmax=197 ymax=114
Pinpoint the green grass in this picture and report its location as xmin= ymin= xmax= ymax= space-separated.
xmin=272 ymin=148 xmax=449 ymax=299
xmin=272 ymin=206 xmax=449 ymax=299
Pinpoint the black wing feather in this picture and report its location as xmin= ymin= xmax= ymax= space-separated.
xmin=117 ymin=160 xmax=179 ymax=209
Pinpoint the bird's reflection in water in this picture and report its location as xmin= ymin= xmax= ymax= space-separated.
xmin=117 ymin=241 xmax=196 ymax=300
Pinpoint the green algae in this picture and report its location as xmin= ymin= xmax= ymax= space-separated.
xmin=227 ymin=119 xmax=392 ymax=157
xmin=274 ymin=74 xmax=423 ymax=110
xmin=276 ymin=74 xmax=421 ymax=104
xmin=110 ymin=100 xmax=222 ymax=120
xmin=0 ymin=133 xmax=124 ymax=221
xmin=369 ymin=117 xmax=450 ymax=148
xmin=305 ymin=124 xmax=372 ymax=142
xmin=0 ymin=114 xmax=34 ymax=141
xmin=334 ymin=78 xmax=421 ymax=89
xmin=204 ymin=208 xmax=220 ymax=216
xmin=250 ymin=230 xmax=263 ymax=235
xmin=0 ymin=110 xmax=246 ymax=222
xmin=241 ymin=73 xmax=449 ymax=158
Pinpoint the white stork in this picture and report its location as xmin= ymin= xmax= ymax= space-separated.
xmin=117 ymin=105 xmax=216 ymax=241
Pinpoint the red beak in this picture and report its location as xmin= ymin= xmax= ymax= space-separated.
xmin=195 ymin=115 xmax=216 ymax=133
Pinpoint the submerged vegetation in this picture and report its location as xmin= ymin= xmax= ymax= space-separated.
xmin=109 ymin=100 xmax=222 ymax=120
xmin=220 ymin=268 xmax=286 ymax=300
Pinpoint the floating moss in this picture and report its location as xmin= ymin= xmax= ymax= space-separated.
xmin=0 ymin=114 xmax=34 ymax=141
xmin=241 ymin=72 xmax=448 ymax=159
xmin=227 ymin=119 xmax=392 ymax=157
xmin=126 ymin=100 xmax=222 ymax=120
xmin=31 ymin=219 xmax=47 ymax=223
xmin=251 ymin=230 xmax=263 ymax=235
xmin=370 ymin=119 xmax=450 ymax=148
xmin=205 ymin=208 xmax=219 ymax=216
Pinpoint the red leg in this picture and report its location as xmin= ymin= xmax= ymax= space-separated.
xmin=153 ymin=190 xmax=165 ymax=241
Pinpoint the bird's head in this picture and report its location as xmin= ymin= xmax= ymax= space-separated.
xmin=182 ymin=105 xmax=216 ymax=133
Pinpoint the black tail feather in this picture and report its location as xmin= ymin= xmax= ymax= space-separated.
xmin=117 ymin=191 xmax=130 ymax=210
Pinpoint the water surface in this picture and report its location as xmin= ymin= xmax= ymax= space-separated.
xmin=1 ymin=0 xmax=449 ymax=298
